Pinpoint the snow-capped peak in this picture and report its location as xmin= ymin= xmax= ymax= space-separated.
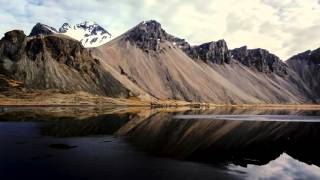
xmin=58 ymin=21 xmax=112 ymax=47
xmin=29 ymin=21 xmax=113 ymax=47
xmin=59 ymin=23 xmax=72 ymax=33
xmin=77 ymin=21 xmax=96 ymax=29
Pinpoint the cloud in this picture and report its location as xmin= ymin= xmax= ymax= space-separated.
xmin=283 ymin=25 xmax=320 ymax=56
xmin=229 ymin=153 xmax=320 ymax=180
xmin=0 ymin=0 xmax=319 ymax=60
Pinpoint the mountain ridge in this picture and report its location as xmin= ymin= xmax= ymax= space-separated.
xmin=0 ymin=20 xmax=319 ymax=104
xmin=92 ymin=20 xmax=312 ymax=103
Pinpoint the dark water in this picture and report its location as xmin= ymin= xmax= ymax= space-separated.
xmin=1 ymin=107 xmax=320 ymax=180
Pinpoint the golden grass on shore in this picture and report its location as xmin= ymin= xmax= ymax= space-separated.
xmin=0 ymin=90 xmax=320 ymax=110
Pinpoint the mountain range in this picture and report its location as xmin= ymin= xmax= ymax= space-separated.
xmin=0 ymin=20 xmax=319 ymax=105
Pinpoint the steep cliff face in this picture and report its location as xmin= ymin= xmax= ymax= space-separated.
xmin=287 ymin=48 xmax=320 ymax=102
xmin=184 ymin=40 xmax=231 ymax=64
xmin=231 ymin=46 xmax=288 ymax=76
xmin=125 ymin=20 xmax=190 ymax=52
xmin=0 ymin=30 xmax=129 ymax=97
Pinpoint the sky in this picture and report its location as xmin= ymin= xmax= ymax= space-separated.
xmin=0 ymin=0 xmax=319 ymax=60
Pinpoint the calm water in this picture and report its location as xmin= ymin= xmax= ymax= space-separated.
xmin=1 ymin=107 xmax=320 ymax=180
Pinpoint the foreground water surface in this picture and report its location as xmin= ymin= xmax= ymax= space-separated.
xmin=1 ymin=107 xmax=320 ymax=180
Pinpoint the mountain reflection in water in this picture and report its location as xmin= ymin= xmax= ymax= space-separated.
xmin=1 ymin=107 xmax=320 ymax=180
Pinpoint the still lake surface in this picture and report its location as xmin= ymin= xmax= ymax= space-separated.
xmin=1 ymin=107 xmax=320 ymax=180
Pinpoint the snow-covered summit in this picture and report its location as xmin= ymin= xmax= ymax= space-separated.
xmin=58 ymin=21 xmax=112 ymax=47
xmin=29 ymin=21 xmax=112 ymax=47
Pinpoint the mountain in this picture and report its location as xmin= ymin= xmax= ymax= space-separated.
xmin=29 ymin=23 xmax=58 ymax=36
xmin=287 ymin=48 xmax=320 ymax=102
xmin=231 ymin=46 xmax=288 ymax=76
xmin=92 ymin=20 xmax=311 ymax=104
xmin=29 ymin=21 xmax=112 ymax=48
xmin=0 ymin=20 xmax=319 ymax=104
xmin=59 ymin=21 xmax=112 ymax=47
xmin=184 ymin=40 xmax=232 ymax=64
xmin=0 ymin=30 xmax=129 ymax=97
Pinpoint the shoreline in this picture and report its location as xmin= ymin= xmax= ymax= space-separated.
xmin=0 ymin=90 xmax=319 ymax=110
xmin=0 ymin=103 xmax=320 ymax=110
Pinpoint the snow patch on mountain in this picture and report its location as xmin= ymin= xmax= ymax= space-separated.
xmin=29 ymin=21 xmax=112 ymax=47
xmin=58 ymin=21 xmax=112 ymax=47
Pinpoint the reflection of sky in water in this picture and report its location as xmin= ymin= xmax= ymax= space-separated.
xmin=229 ymin=153 xmax=320 ymax=180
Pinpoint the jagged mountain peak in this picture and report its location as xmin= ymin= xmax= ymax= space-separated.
xmin=59 ymin=23 xmax=72 ymax=33
xmin=125 ymin=20 xmax=190 ymax=52
xmin=288 ymin=48 xmax=320 ymax=65
xmin=287 ymin=47 xmax=320 ymax=101
xmin=29 ymin=23 xmax=58 ymax=36
xmin=127 ymin=20 xmax=166 ymax=41
xmin=137 ymin=20 xmax=162 ymax=29
xmin=232 ymin=46 xmax=282 ymax=61
xmin=231 ymin=46 xmax=288 ymax=76
xmin=200 ymin=39 xmax=228 ymax=48
xmin=57 ymin=21 xmax=112 ymax=47
xmin=60 ymin=21 xmax=107 ymax=33
xmin=184 ymin=39 xmax=232 ymax=64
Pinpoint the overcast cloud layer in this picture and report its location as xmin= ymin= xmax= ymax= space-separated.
xmin=0 ymin=0 xmax=319 ymax=60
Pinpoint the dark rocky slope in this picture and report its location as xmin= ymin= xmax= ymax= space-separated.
xmin=124 ymin=20 xmax=190 ymax=52
xmin=0 ymin=30 xmax=129 ymax=97
xmin=29 ymin=23 xmax=57 ymax=37
xmin=231 ymin=46 xmax=288 ymax=76
xmin=287 ymin=48 xmax=320 ymax=102
xmin=184 ymin=40 xmax=232 ymax=64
